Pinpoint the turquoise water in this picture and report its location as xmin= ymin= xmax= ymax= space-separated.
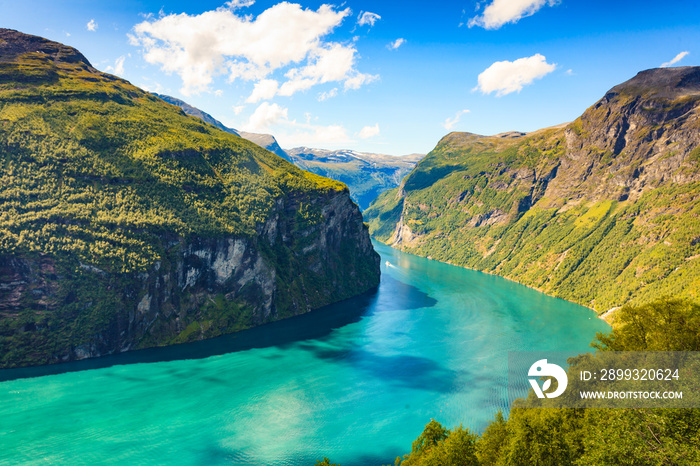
xmin=0 ymin=242 xmax=609 ymax=465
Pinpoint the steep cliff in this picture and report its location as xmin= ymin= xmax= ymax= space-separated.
xmin=365 ymin=67 xmax=700 ymax=312
xmin=0 ymin=29 xmax=379 ymax=368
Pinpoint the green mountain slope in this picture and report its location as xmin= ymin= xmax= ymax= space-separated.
xmin=151 ymin=94 xmax=424 ymax=210
xmin=0 ymin=29 xmax=380 ymax=368
xmin=154 ymin=93 xmax=291 ymax=161
xmin=365 ymin=67 xmax=700 ymax=312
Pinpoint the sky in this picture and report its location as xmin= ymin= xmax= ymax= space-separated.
xmin=2 ymin=0 xmax=700 ymax=155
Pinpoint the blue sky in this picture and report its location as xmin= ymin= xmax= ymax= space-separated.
xmin=3 ymin=0 xmax=700 ymax=155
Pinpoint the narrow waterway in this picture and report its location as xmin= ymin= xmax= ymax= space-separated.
xmin=0 ymin=242 xmax=609 ymax=465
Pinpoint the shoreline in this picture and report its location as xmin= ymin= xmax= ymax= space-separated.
xmin=374 ymin=238 xmax=615 ymax=326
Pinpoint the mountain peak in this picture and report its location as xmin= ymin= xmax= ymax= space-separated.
xmin=607 ymin=66 xmax=700 ymax=100
xmin=0 ymin=28 xmax=92 ymax=67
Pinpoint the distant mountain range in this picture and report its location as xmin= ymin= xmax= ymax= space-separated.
xmin=286 ymin=147 xmax=424 ymax=210
xmin=365 ymin=67 xmax=700 ymax=313
xmin=154 ymin=94 xmax=424 ymax=210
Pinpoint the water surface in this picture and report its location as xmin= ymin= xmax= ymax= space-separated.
xmin=0 ymin=242 xmax=609 ymax=465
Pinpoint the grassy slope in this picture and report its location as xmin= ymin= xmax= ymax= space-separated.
xmin=0 ymin=32 xmax=373 ymax=367
xmin=366 ymin=87 xmax=700 ymax=311
xmin=0 ymin=50 xmax=345 ymax=270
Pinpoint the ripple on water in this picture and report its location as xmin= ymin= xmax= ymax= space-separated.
xmin=0 ymin=242 xmax=609 ymax=465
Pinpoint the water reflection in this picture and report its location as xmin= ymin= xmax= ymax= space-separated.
xmin=0 ymin=270 xmax=435 ymax=382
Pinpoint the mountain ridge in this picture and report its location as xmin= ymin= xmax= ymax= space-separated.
xmin=285 ymin=147 xmax=424 ymax=209
xmin=365 ymin=66 xmax=700 ymax=312
xmin=153 ymin=93 xmax=290 ymax=160
xmin=154 ymin=93 xmax=424 ymax=210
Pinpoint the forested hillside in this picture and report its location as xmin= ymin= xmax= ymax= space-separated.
xmin=0 ymin=29 xmax=380 ymax=368
xmin=366 ymin=68 xmax=700 ymax=312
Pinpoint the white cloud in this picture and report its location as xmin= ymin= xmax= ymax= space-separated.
xmin=87 ymin=19 xmax=98 ymax=32
xmin=318 ymin=87 xmax=338 ymax=101
xmin=660 ymin=51 xmax=689 ymax=68
xmin=243 ymin=102 xmax=352 ymax=147
xmin=246 ymin=79 xmax=279 ymax=103
xmin=358 ymin=123 xmax=380 ymax=139
xmin=443 ymin=109 xmax=470 ymax=130
xmin=475 ymin=54 xmax=556 ymax=96
xmin=130 ymin=3 xmax=376 ymax=97
xmin=225 ymin=0 xmax=255 ymax=8
xmin=246 ymin=102 xmax=289 ymax=131
xmin=565 ymin=68 xmax=574 ymax=76
xmin=278 ymin=77 xmax=317 ymax=96
xmin=344 ymin=72 xmax=379 ymax=90
xmin=388 ymin=38 xmax=406 ymax=50
xmin=105 ymin=56 xmax=126 ymax=76
xmin=469 ymin=0 xmax=558 ymax=30
xmin=214 ymin=89 xmax=224 ymax=97
xmin=233 ymin=105 xmax=245 ymax=115
xmin=282 ymin=124 xmax=352 ymax=147
xmin=357 ymin=11 xmax=381 ymax=27
xmin=138 ymin=79 xmax=164 ymax=93
xmin=278 ymin=43 xmax=370 ymax=97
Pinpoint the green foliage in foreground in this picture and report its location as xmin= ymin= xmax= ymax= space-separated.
xmin=317 ymin=299 xmax=700 ymax=465
xmin=315 ymin=458 xmax=340 ymax=466
xmin=389 ymin=299 xmax=700 ymax=466
xmin=393 ymin=421 xmax=479 ymax=466
xmin=593 ymin=298 xmax=700 ymax=352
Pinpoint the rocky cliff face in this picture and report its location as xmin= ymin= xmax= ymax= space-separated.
xmin=0 ymin=29 xmax=379 ymax=368
xmin=1 ymin=189 xmax=377 ymax=364
xmin=544 ymin=67 xmax=700 ymax=206
xmin=366 ymin=67 xmax=700 ymax=311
